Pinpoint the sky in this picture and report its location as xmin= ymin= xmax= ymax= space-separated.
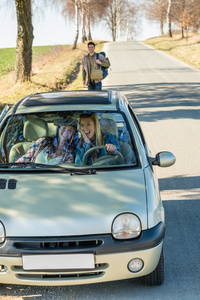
xmin=0 ymin=2 xmax=161 ymax=49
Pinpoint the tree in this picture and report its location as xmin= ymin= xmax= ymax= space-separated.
xmin=59 ymin=0 xmax=110 ymax=46
xmin=60 ymin=0 xmax=81 ymax=49
xmin=167 ymin=0 xmax=172 ymax=37
xmin=85 ymin=0 xmax=92 ymax=40
xmin=170 ymin=0 xmax=187 ymax=37
xmin=142 ymin=0 xmax=168 ymax=36
xmin=107 ymin=0 xmax=118 ymax=41
xmin=73 ymin=0 xmax=80 ymax=49
xmin=15 ymin=0 xmax=34 ymax=83
xmin=59 ymin=0 xmax=87 ymax=45
xmin=140 ymin=0 xmax=200 ymax=38
xmin=169 ymin=0 xmax=200 ymax=38
xmin=191 ymin=0 xmax=200 ymax=31
xmin=123 ymin=0 xmax=138 ymax=41
xmin=101 ymin=0 xmax=137 ymax=42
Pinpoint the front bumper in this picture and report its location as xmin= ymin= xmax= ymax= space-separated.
xmin=0 ymin=223 xmax=164 ymax=286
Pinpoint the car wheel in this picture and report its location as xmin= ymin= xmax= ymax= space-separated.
xmin=143 ymin=248 xmax=164 ymax=285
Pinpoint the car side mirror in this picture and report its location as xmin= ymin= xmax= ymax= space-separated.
xmin=152 ymin=151 xmax=176 ymax=167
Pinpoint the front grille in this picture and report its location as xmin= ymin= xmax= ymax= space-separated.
xmin=17 ymin=272 xmax=104 ymax=281
xmin=14 ymin=239 xmax=102 ymax=251
xmin=17 ymin=272 xmax=104 ymax=280
xmin=12 ymin=263 xmax=108 ymax=282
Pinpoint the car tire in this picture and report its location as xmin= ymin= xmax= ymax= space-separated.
xmin=143 ymin=248 xmax=164 ymax=285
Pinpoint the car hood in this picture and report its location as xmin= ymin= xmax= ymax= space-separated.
xmin=0 ymin=169 xmax=147 ymax=236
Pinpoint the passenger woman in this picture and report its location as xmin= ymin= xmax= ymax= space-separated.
xmin=17 ymin=119 xmax=79 ymax=164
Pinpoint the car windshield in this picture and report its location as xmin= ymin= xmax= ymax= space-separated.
xmin=0 ymin=111 xmax=138 ymax=170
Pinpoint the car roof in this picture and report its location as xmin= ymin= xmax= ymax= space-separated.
xmin=23 ymin=91 xmax=113 ymax=106
xmin=10 ymin=90 xmax=129 ymax=114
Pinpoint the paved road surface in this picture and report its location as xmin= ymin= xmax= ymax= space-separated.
xmin=0 ymin=41 xmax=200 ymax=299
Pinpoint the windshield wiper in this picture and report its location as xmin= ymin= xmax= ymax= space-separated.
xmin=0 ymin=162 xmax=96 ymax=175
xmin=30 ymin=163 xmax=97 ymax=175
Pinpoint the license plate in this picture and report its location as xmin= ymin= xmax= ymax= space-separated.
xmin=22 ymin=253 xmax=95 ymax=271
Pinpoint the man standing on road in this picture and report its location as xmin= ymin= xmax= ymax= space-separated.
xmin=82 ymin=42 xmax=110 ymax=90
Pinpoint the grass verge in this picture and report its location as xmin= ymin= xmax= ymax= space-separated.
xmin=144 ymin=33 xmax=200 ymax=70
xmin=0 ymin=45 xmax=57 ymax=76
xmin=0 ymin=41 xmax=106 ymax=109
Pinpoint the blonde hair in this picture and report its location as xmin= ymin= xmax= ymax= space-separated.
xmin=79 ymin=114 xmax=104 ymax=146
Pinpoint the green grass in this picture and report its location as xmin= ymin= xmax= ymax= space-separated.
xmin=0 ymin=41 xmax=106 ymax=77
xmin=32 ymin=45 xmax=54 ymax=57
xmin=0 ymin=48 xmax=15 ymax=75
xmin=0 ymin=45 xmax=62 ymax=76
xmin=0 ymin=41 xmax=108 ymax=107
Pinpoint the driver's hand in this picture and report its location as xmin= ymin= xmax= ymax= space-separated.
xmin=81 ymin=129 xmax=91 ymax=144
xmin=105 ymin=144 xmax=117 ymax=155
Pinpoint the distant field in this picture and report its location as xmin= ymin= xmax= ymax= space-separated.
xmin=0 ymin=45 xmax=60 ymax=76
xmin=0 ymin=48 xmax=15 ymax=75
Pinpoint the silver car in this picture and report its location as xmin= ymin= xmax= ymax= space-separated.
xmin=0 ymin=90 xmax=175 ymax=286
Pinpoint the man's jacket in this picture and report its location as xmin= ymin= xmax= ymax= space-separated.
xmin=82 ymin=52 xmax=110 ymax=85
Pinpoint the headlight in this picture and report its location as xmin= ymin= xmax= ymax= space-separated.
xmin=0 ymin=222 xmax=6 ymax=243
xmin=112 ymin=213 xmax=141 ymax=239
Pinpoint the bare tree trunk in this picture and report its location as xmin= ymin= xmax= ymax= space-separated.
xmin=181 ymin=0 xmax=185 ymax=38
xmin=159 ymin=0 xmax=164 ymax=35
xmin=167 ymin=0 xmax=172 ymax=37
xmin=125 ymin=6 xmax=130 ymax=41
xmin=112 ymin=0 xmax=117 ymax=41
xmin=86 ymin=14 xmax=92 ymax=40
xmin=85 ymin=0 xmax=92 ymax=40
xmin=181 ymin=26 xmax=184 ymax=38
xmin=15 ymin=0 xmax=34 ymax=83
xmin=112 ymin=30 xmax=116 ymax=42
xmin=81 ymin=14 xmax=87 ymax=42
xmin=72 ymin=1 xmax=79 ymax=49
xmin=185 ymin=26 xmax=188 ymax=41
xmin=116 ymin=0 xmax=121 ymax=41
xmin=160 ymin=20 xmax=164 ymax=35
xmin=80 ymin=0 xmax=87 ymax=42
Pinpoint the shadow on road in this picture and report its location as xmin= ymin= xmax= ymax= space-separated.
xmin=105 ymin=82 xmax=200 ymax=122
xmin=163 ymin=198 xmax=200 ymax=289
xmin=159 ymin=175 xmax=200 ymax=192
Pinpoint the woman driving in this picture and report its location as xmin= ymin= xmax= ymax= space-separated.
xmin=75 ymin=113 xmax=119 ymax=165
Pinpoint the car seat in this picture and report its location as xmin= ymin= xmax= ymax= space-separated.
xmin=99 ymin=118 xmax=118 ymax=139
xmin=99 ymin=117 xmax=136 ymax=164
xmin=9 ymin=118 xmax=49 ymax=163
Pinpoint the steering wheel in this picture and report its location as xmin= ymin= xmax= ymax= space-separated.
xmin=82 ymin=146 xmax=124 ymax=166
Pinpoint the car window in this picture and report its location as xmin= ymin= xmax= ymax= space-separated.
xmin=128 ymin=105 xmax=146 ymax=147
xmin=0 ymin=111 xmax=138 ymax=169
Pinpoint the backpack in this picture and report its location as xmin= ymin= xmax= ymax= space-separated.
xmin=97 ymin=52 xmax=109 ymax=79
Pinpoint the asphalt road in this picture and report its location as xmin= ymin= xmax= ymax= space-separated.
xmin=1 ymin=41 xmax=200 ymax=299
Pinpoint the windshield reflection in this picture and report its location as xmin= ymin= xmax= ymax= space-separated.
xmin=0 ymin=111 xmax=137 ymax=169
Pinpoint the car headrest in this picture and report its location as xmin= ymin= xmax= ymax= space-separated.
xmin=23 ymin=118 xmax=48 ymax=140
xmin=99 ymin=118 xmax=118 ymax=139
xmin=47 ymin=123 xmax=58 ymax=137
